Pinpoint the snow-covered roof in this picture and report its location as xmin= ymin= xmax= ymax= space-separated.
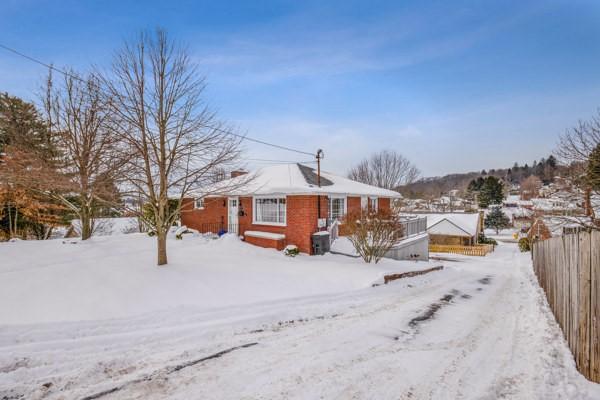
xmin=417 ymin=213 xmax=480 ymax=237
xmin=191 ymin=163 xmax=402 ymax=198
xmin=503 ymin=195 xmax=520 ymax=204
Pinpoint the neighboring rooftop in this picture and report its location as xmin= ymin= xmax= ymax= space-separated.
xmin=406 ymin=212 xmax=480 ymax=237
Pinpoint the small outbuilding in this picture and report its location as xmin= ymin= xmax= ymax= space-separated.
xmin=415 ymin=212 xmax=482 ymax=246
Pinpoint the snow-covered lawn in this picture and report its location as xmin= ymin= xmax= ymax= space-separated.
xmin=0 ymin=233 xmax=434 ymax=325
xmin=1 ymin=235 xmax=599 ymax=399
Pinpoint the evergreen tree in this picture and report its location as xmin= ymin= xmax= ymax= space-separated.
xmin=477 ymin=176 xmax=504 ymax=208
xmin=485 ymin=206 xmax=511 ymax=234
xmin=467 ymin=177 xmax=485 ymax=192
xmin=586 ymin=143 xmax=600 ymax=191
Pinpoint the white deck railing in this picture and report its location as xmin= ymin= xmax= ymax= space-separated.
xmin=400 ymin=217 xmax=427 ymax=238
xmin=328 ymin=219 xmax=340 ymax=243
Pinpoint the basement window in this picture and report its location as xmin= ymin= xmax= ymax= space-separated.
xmin=253 ymin=196 xmax=286 ymax=225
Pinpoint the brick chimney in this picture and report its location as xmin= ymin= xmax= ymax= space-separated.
xmin=231 ymin=170 xmax=248 ymax=178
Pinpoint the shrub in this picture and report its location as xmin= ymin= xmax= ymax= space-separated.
xmin=284 ymin=244 xmax=299 ymax=257
xmin=343 ymin=209 xmax=404 ymax=264
xmin=478 ymin=233 xmax=497 ymax=245
xmin=518 ymin=237 xmax=531 ymax=252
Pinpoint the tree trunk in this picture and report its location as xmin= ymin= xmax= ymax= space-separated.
xmin=157 ymin=229 xmax=168 ymax=266
xmin=80 ymin=206 xmax=92 ymax=240
xmin=13 ymin=207 xmax=18 ymax=238
xmin=7 ymin=205 xmax=13 ymax=238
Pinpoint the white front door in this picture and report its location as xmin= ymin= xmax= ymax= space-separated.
xmin=228 ymin=197 xmax=239 ymax=234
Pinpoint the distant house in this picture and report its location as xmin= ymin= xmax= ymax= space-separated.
xmin=528 ymin=216 xmax=589 ymax=241
xmin=181 ymin=163 xmax=413 ymax=255
xmin=413 ymin=212 xmax=482 ymax=246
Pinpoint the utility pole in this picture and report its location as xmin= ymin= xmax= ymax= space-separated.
xmin=316 ymin=149 xmax=324 ymax=222
xmin=316 ymin=149 xmax=324 ymax=187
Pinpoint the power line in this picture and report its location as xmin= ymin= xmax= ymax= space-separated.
xmin=0 ymin=43 xmax=85 ymax=83
xmin=241 ymin=158 xmax=317 ymax=164
xmin=0 ymin=42 xmax=317 ymax=158
xmin=207 ymin=125 xmax=314 ymax=156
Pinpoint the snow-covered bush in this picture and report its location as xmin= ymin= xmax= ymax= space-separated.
xmin=478 ymin=233 xmax=497 ymax=245
xmin=284 ymin=244 xmax=299 ymax=257
xmin=175 ymin=225 xmax=190 ymax=240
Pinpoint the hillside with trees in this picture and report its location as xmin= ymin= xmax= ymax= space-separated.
xmin=398 ymin=156 xmax=562 ymax=199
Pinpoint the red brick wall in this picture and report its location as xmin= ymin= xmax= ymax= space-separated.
xmin=379 ymin=197 xmax=391 ymax=212
xmin=181 ymin=196 xmax=228 ymax=232
xmin=285 ymin=195 xmax=327 ymax=254
xmin=245 ymin=235 xmax=286 ymax=250
xmin=347 ymin=196 xmax=362 ymax=214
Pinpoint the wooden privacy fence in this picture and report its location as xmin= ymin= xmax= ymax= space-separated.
xmin=429 ymin=244 xmax=494 ymax=257
xmin=532 ymin=231 xmax=600 ymax=382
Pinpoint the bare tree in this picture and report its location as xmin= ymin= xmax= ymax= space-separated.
xmin=555 ymin=110 xmax=600 ymax=222
xmin=520 ymin=175 xmax=542 ymax=200
xmin=43 ymin=70 xmax=123 ymax=240
xmin=104 ymin=29 xmax=243 ymax=265
xmin=348 ymin=150 xmax=419 ymax=190
xmin=343 ymin=209 xmax=404 ymax=264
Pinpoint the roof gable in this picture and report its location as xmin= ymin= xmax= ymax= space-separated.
xmin=428 ymin=219 xmax=472 ymax=237
xmin=419 ymin=212 xmax=480 ymax=237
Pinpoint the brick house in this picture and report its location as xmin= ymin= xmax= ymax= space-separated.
xmin=180 ymin=163 xmax=401 ymax=254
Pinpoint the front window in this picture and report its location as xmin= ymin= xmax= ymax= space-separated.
xmin=361 ymin=196 xmax=368 ymax=210
xmin=369 ymin=197 xmax=378 ymax=211
xmin=194 ymin=198 xmax=205 ymax=209
xmin=328 ymin=196 xmax=346 ymax=221
xmin=254 ymin=197 xmax=286 ymax=225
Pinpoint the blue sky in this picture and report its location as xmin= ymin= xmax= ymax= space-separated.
xmin=2 ymin=0 xmax=600 ymax=177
